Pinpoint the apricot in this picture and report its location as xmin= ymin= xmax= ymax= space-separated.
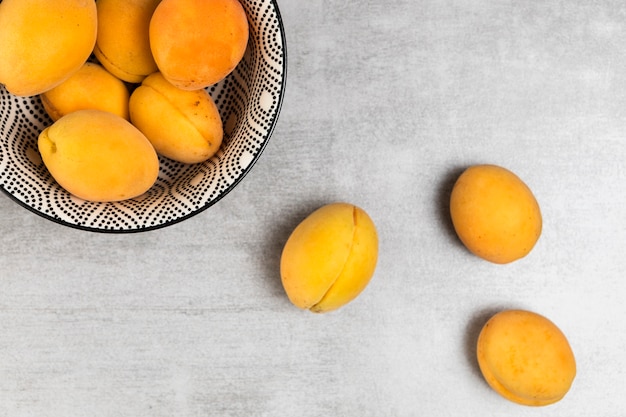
xmin=0 ymin=0 xmax=97 ymax=96
xmin=280 ymin=203 xmax=379 ymax=313
xmin=129 ymin=72 xmax=223 ymax=164
xmin=149 ymin=0 xmax=249 ymax=90
xmin=94 ymin=0 xmax=161 ymax=84
xmin=38 ymin=110 xmax=159 ymax=202
xmin=477 ymin=309 xmax=576 ymax=406
xmin=449 ymin=164 xmax=542 ymax=264
xmin=40 ymin=62 xmax=130 ymax=122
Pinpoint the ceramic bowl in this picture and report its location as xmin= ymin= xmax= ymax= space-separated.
xmin=0 ymin=0 xmax=287 ymax=233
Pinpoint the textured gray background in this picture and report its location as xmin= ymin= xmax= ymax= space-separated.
xmin=2 ymin=0 xmax=626 ymax=415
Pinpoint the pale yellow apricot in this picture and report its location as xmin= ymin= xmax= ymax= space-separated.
xmin=477 ymin=309 xmax=576 ymax=406
xmin=0 ymin=0 xmax=97 ymax=96
xmin=40 ymin=62 xmax=130 ymax=122
xmin=450 ymin=164 xmax=542 ymax=264
xmin=38 ymin=110 xmax=159 ymax=202
xmin=129 ymin=72 xmax=223 ymax=164
xmin=149 ymin=0 xmax=249 ymax=90
xmin=94 ymin=0 xmax=161 ymax=83
xmin=280 ymin=203 xmax=379 ymax=313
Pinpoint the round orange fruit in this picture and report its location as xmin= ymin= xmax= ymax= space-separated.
xmin=450 ymin=164 xmax=542 ymax=264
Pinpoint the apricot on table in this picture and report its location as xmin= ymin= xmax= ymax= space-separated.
xmin=280 ymin=203 xmax=379 ymax=313
xmin=449 ymin=164 xmax=542 ymax=264
xmin=149 ymin=0 xmax=249 ymax=90
xmin=129 ymin=72 xmax=223 ymax=164
xmin=477 ymin=309 xmax=576 ymax=406
xmin=0 ymin=0 xmax=97 ymax=96
xmin=40 ymin=62 xmax=130 ymax=122
xmin=94 ymin=0 xmax=162 ymax=84
xmin=38 ymin=110 xmax=159 ymax=202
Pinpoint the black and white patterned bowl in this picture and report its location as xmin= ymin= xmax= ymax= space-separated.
xmin=0 ymin=0 xmax=286 ymax=233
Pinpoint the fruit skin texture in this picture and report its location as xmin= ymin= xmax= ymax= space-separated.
xmin=449 ymin=164 xmax=542 ymax=264
xmin=40 ymin=62 xmax=130 ymax=122
xmin=129 ymin=72 xmax=223 ymax=164
xmin=477 ymin=309 xmax=576 ymax=406
xmin=94 ymin=0 xmax=162 ymax=83
xmin=38 ymin=110 xmax=159 ymax=202
xmin=0 ymin=0 xmax=97 ymax=96
xmin=149 ymin=0 xmax=249 ymax=90
xmin=280 ymin=203 xmax=379 ymax=313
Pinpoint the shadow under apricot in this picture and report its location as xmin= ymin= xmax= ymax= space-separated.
xmin=464 ymin=307 xmax=498 ymax=383
xmin=259 ymin=198 xmax=330 ymax=302
xmin=435 ymin=165 xmax=467 ymax=250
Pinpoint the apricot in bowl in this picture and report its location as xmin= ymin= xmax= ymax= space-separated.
xmin=38 ymin=110 xmax=159 ymax=202
xmin=129 ymin=72 xmax=223 ymax=164
xmin=0 ymin=0 xmax=287 ymax=232
xmin=0 ymin=0 xmax=97 ymax=97
xmin=94 ymin=0 xmax=161 ymax=84
xmin=150 ymin=0 xmax=249 ymax=90
xmin=40 ymin=62 xmax=130 ymax=122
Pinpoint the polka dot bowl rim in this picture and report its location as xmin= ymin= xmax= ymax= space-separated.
xmin=0 ymin=0 xmax=287 ymax=233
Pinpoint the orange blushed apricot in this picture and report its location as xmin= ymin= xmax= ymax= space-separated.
xmin=149 ymin=0 xmax=249 ymax=90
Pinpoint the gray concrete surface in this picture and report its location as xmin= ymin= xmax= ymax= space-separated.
xmin=1 ymin=0 xmax=626 ymax=415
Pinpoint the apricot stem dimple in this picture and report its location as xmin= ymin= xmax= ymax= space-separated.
xmin=39 ymin=131 xmax=57 ymax=154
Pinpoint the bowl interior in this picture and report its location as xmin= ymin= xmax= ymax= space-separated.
xmin=0 ymin=0 xmax=286 ymax=233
